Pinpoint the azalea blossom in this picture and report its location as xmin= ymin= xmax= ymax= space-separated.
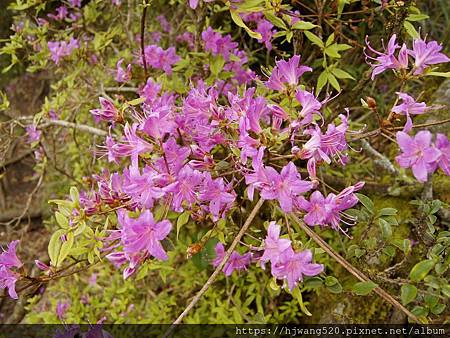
xmin=0 ymin=266 xmax=19 ymax=299
xmin=119 ymin=209 xmax=172 ymax=260
xmin=25 ymin=124 xmax=41 ymax=143
xmin=212 ymin=243 xmax=251 ymax=276
xmin=364 ymin=34 xmax=401 ymax=79
xmin=256 ymin=20 xmax=275 ymax=51
xmin=0 ymin=240 xmax=22 ymax=269
xmin=391 ymin=92 xmax=428 ymax=132
xmin=266 ymin=55 xmax=312 ymax=91
xmin=116 ymin=59 xmax=132 ymax=83
xmin=435 ymin=134 xmax=450 ymax=175
xmin=409 ymin=37 xmax=450 ymax=75
xmin=90 ymin=97 xmax=119 ymax=123
xmin=48 ymin=38 xmax=79 ymax=65
xmin=271 ymin=248 xmax=323 ymax=291
xmin=297 ymin=182 xmax=363 ymax=234
xmin=260 ymin=222 xmax=291 ymax=268
xmin=395 ymin=131 xmax=441 ymax=182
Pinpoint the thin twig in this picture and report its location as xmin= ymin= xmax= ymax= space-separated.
xmin=103 ymin=86 xmax=139 ymax=93
xmin=287 ymin=212 xmax=422 ymax=324
xmin=140 ymin=1 xmax=149 ymax=78
xmin=163 ymin=198 xmax=265 ymax=336
xmin=42 ymin=120 xmax=107 ymax=137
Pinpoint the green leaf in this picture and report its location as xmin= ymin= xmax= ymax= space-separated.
xmin=57 ymin=232 xmax=74 ymax=267
xmin=127 ymin=97 xmax=146 ymax=106
xmin=406 ymin=14 xmax=429 ymax=21
xmin=176 ymin=211 xmax=190 ymax=240
xmin=378 ymin=218 xmax=392 ymax=239
xmin=331 ymin=68 xmax=355 ymax=80
xmin=303 ymin=276 xmax=323 ymax=289
xmin=315 ymin=70 xmax=328 ymax=95
xmin=55 ymin=212 xmax=69 ymax=229
xmin=48 ymin=229 xmax=66 ymax=267
xmin=356 ymin=193 xmax=374 ymax=213
xmin=325 ymin=44 xmax=341 ymax=58
xmin=326 ymin=72 xmax=340 ymax=91
xmin=292 ymin=287 xmax=312 ymax=316
xmin=264 ymin=11 xmax=287 ymax=30
xmin=431 ymin=303 xmax=446 ymax=315
xmin=400 ymin=284 xmax=417 ymax=305
xmin=325 ymin=276 xmax=343 ymax=293
xmin=411 ymin=306 xmax=428 ymax=317
xmin=210 ymin=55 xmax=225 ymax=76
xmin=230 ymin=10 xmax=262 ymax=39
xmin=403 ymin=21 xmax=419 ymax=39
xmin=378 ymin=208 xmax=397 ymax=216
xmin=352 ymin=281 xmax=378 ymax=295
xmin=286 ymin=31 xmax=293 ymax=43
xmin=325 ymin=33 xmax=335 ymax=47
xmin=304 ymin=31 xmax=323 ymax=48
xmin=69 ymin=187 xmax=79 ymax=204
xmin=410 ymin=260 xmax=435 ymax=282
xmin=291 ymin=21 xmax=317 ymax=30
xmin=337 ymin=0 xmax=350 ymax=18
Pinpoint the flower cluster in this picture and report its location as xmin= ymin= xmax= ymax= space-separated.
xmin=260 ymin=223 xmax=323 ymax=290
xmin=140 ymin=45 xmax=180 ymax=75
xmin=0 ymin=241 xmax=23 ymax=299
xmin=77 ymin=51 xmax=368 ymax=282
xmin=48 ymin=37 xmax=79 ymax=65
xmin=365 ymin=34 xmax=449 ymax=79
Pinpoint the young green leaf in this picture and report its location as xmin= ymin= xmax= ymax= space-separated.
xmin=410 ymin=260 xmax=435 ymax=282
xmin=400 ymin=284 xmax=417 ymax=305
xmin=352 ymin=281 xmax=378 ymax=295
xmin=304 ymin=31 xmax=324 ymax=48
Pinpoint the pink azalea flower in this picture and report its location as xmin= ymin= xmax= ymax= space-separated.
xmin=48 ymin=6 xmax=68 ymax=21
xmin=156 ymin=15 xmax=171 ymax=33
xmin=122 ymin=166 xmax=165 ymax=208
xmin=25 ymin=124 xmax=41 ymax=143
xmin=266 ymin=55 xmax=312 ymax=91
xmin=165 ymin=166 xmax=204 ymax=212
xmin=391 ymin=92 xmax=429 ymax=132
xmin=90 ymin=97 xmax=118 ymax=123
xmin=395 ymin=131 xmax=441 ymax=182
xmin=256 ymin=19 xmax=275 ymax=51
xmin=435 ymin=134 xmax=450 ymax=175
xmin=199 ymin=173 xmax=235 ymax=221
xmin=0 ymin=240 xmax=22 ymax=269
xmin=48 ymin=38 xmax=79 ymax=65
xmin=409 ymin=37 xmax=450 ymax=75
xmin=109 ymin=123 xmax=154 ymax=167
xmin=212 ymin=243 xmax=251 ymax=276
xmin=201 ymin=27 xmax=238 ymax=61
xmin=116 ymin=59 xmax=132 ymax=83
xmin=189 ymin=0 xmax=215 ymax=9
xmin=69 ymin=0 xmax=81 ymax=7
xmin=0 ymin=266 xmax=19 ymax=299
xmin=119 ymin=209 xmax=172 ymax=260
xmin=271 ymin=248 xmax=323 ymax=291
xmin=364 ymin=34 xmax=402 ymax=79
xmin=297 ymin=182 xmax=364 ymax=234
xmin=260 ymin=222 xmax=291 ymax=268
xmin=56 ymin=301 xmax=70 ymax=320
xmin=294 ymin=89 xmax=322 ymax=126
xmin=246 ymin=156 xmax=313 ymax=213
